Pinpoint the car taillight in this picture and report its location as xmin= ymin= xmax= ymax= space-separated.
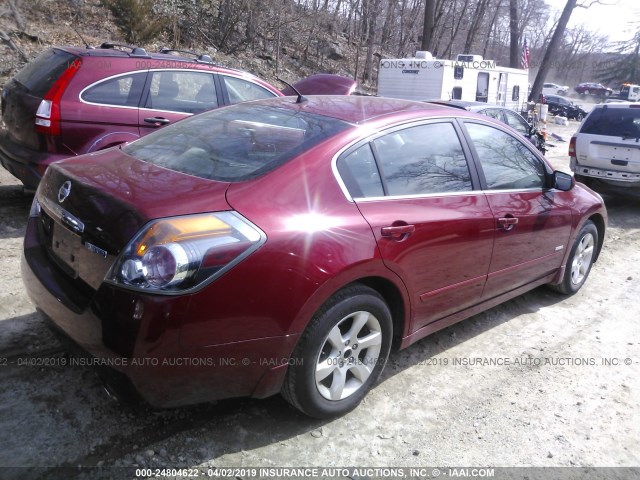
xmin=35 ymin=58 xmax=81 ymax=136
xmin=569 ymin=136 xmax=576 ymax=158
xmin=108 ymin=212 xmax=265 ymax=294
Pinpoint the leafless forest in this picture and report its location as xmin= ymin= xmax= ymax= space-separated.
xmin=0 ymin=0 xmax=639 ymax=95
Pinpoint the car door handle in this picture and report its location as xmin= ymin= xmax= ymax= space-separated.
xmin=144 ymin=117 xmax=171 ymax=126
xmin=381 ymin=224 xmax=415 ymax=239
xmin=497 ymin=216 xmax=519 ymax=231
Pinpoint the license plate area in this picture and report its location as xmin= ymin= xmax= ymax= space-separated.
xmin=51 ymin=222 xmax=82 ymax=277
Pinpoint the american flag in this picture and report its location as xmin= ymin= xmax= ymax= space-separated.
xmin=521 ymin=38 xmax=530 ymax=69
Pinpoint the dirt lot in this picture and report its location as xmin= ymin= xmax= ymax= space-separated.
xmin=0 ymin=118 xmax=638 ymax=479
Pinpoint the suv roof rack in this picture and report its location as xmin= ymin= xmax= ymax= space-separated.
xmin=100 ymin=42 xmax=148 ymax=56
xmin=159 ymin=48 xmax=213 ymax=64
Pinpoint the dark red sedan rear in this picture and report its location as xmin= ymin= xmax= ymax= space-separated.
xmin=22 ymin=96 xmax=607 ymax=418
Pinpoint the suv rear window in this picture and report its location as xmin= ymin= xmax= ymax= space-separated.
xmin=582 ymin=107 xmax=640 ymax=136
xmin=123 ymin=103 xmax=349 ymax=181
xmin=13 ymin=49 xmax=78 ymax=97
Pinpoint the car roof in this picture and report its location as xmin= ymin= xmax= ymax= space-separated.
xmin=424 ymin=99 xmax=506 ymax=112
xmin=253 ymin=95 xmax=475 ymax=124
xmin=54 ymin=45 xmax=249 ymax=75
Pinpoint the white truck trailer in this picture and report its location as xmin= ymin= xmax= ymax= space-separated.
xmin=377 ymin=52 xmax=530 ymax=111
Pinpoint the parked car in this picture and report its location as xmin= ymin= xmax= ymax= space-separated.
xmin=545 ymin=94 xmax=588 ymax=121
xmin=0 ymin=43 xmax=355 ymax=190
xmin=574 ymin=82 xmax=613 ymax=97
xmin=23 ymin=96 xmax=607 ymax=418
xmin=570 ymin=102 xmax=640 ymax=193
xmin=542 ymin=82 xmax=569 ymax=96
xmin=426 ymin=100 xmax=547 ymax=153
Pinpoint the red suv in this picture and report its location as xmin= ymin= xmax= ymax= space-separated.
xmin=0 ymin=43 xmax=290 ymax=190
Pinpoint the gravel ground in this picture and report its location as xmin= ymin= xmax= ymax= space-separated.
xmin=0 ymin=116 xmax=638 ymax=480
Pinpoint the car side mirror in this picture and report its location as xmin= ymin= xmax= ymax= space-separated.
xmin=553 ymin=170 xmax=574 ymax=191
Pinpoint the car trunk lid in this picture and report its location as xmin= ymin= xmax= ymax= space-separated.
xmin=36 ymin=148 xmax=231 ymax=290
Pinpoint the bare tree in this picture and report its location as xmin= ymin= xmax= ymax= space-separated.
xmin=529 ymin=0 xmax=613 ymax=101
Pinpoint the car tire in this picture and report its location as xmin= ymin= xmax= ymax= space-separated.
xmin=584 ymin=89 xmax=590 ymax=95
xmin=605 ymin=91 xmax=611 ymax=97
xmin=576 ymin=113 xmax=584 ymax=121
xmin=549 ymin=221 xmax=598 ymax=295
xmin=281 ymin=284 xmax=393 ymax=418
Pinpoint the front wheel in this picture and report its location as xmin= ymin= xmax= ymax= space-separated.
xmin=584 ymin=89 xmax=590 ymax=95
xmin=281 ymin=284 xmax=393 ymax=418
xmin=549 ymin=221 xmax=598 ymax=295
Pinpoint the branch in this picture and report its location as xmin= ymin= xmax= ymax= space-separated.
xmin=8 ymin=0 xmax=25 ymax=30
xmin=576 ymin=0 xmax=618 ymax=8
xmin=0 ymin=29 xmax=28 ymax=61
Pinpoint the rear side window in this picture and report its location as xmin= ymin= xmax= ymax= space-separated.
xmin=123 ymin=103 xmax=349 ymax=181
xmin=222 ymin=76 xmax=276 ymax=104
xmin=13 ymin=49 xmax=78 ymax=97
xmin=81 ymin=73 xmax=146 ymax=107
xmin=337 ymin=144 xmax=384 ymax=198
xmin=373 ymin=122 xmax=472 ymax=196
xmin=582 ymin=107 xmax=640 ymax=137
xmin=145 ymin=71 xmax=218 ymax=114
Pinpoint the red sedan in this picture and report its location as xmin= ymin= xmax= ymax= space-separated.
xmin=22 ymin=96 xmax=607 ymax=418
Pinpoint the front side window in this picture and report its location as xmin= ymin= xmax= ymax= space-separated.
xmin=465 ymin=122 xmax=546 ymax=190
xmin=222 ymin=76 xmax=276 ymax=104
xmin=480 ymin=109 xmax=504 ymax=121
xmin=502 ymin=110 xmax=529 ymax=136
xmin=373 ymin=122 xmax=472 ymax=196
xmin=82 ymin=73 xmax=146 ymax=107
xmin=145 ymin=71 xmax=217 ymax=113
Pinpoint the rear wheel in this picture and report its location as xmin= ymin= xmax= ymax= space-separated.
xmin=584 ymin=89 xmax=591 ymax=95
xmin=549 ymin=221 xmax=598 ymax=295
xmin=282 ymin=284 xmax=392 ymax=418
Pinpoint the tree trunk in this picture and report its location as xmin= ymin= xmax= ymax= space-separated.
xmin=463 ymin=0 xmax=489 ymax=53
xmin=421 ymin=0 xmax=435 ymax=51
xmin=528 ymin=0 xmax=579 ymax=101
xmin=509 ymin=0 xmax=519 ymax=68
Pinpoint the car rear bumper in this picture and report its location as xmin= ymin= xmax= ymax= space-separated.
xmin=572 ymin=160 xmax=640 ymax=187
xmin=0 ymin=130 xmax=70 ymax=190
xmin=21 ymin=216 xmax=298 ymax=407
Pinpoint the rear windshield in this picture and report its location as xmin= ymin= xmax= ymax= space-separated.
xmin=581 ymin=107 xmax=640 ymax=137
xmin=13 ymin=49 xmax=78 ymax=97
xmin=123 ymin=103 xmax=350 ymax=181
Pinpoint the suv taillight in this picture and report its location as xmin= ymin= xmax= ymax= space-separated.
xmin=569 ymin=136 xmax=576 ymax=158
xmin=35 ymin=59 xmax=81 ymax=136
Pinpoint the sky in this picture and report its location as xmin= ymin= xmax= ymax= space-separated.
xmin=545 ymin=0 xmax=639 ymax=44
